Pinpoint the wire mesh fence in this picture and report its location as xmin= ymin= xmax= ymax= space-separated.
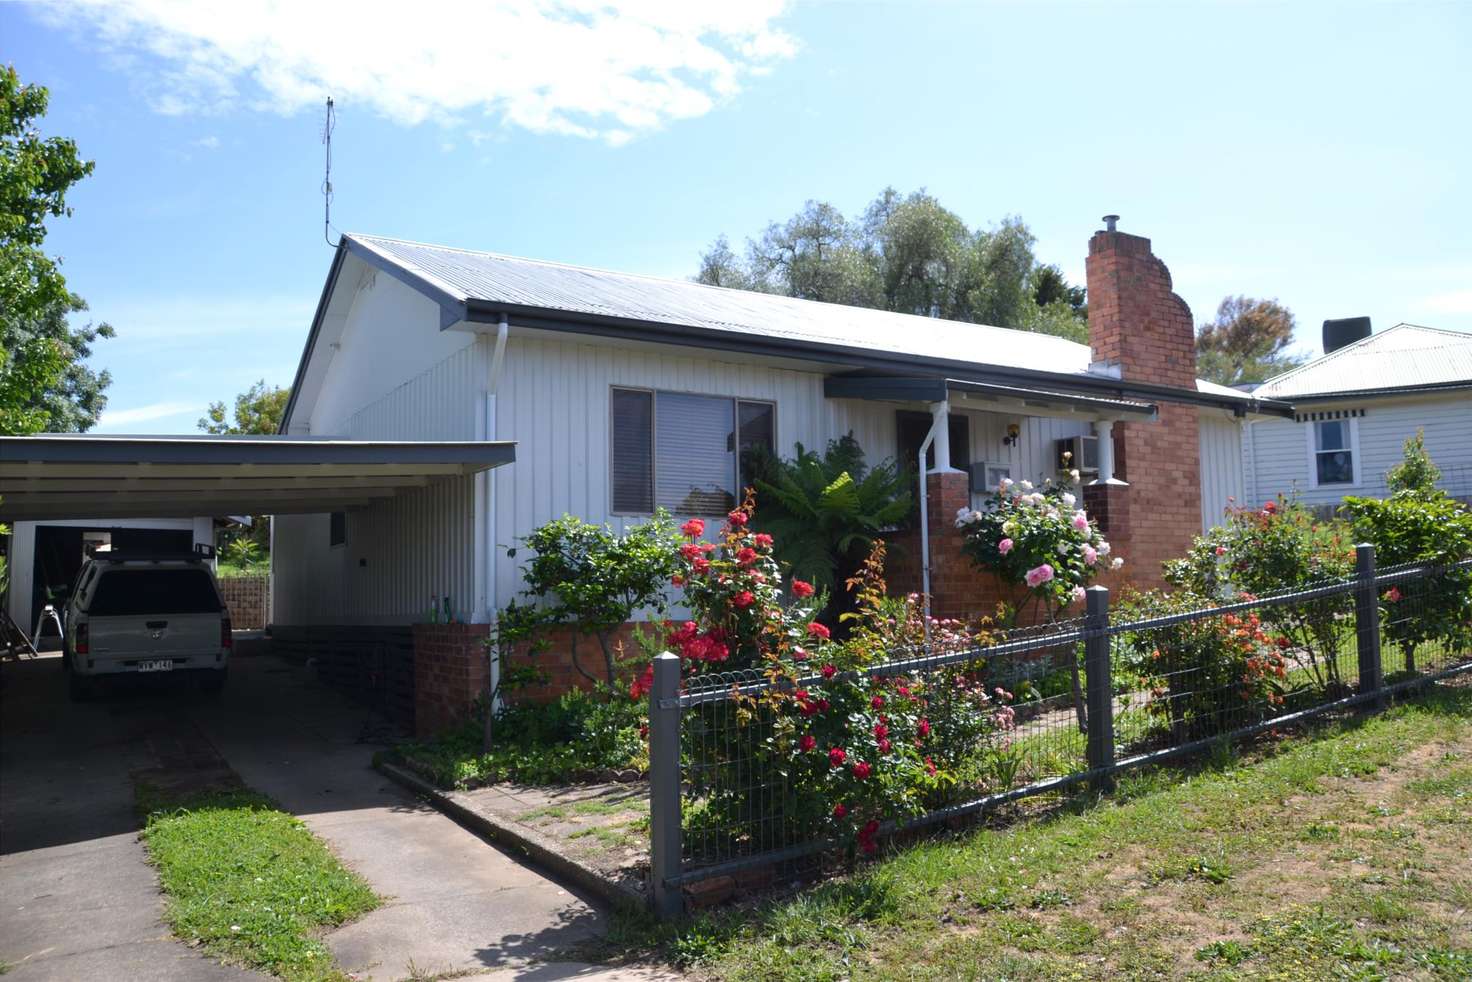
xmin=647 ymin=551 xmax=1472 ymax=914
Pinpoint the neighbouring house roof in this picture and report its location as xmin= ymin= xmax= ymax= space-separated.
xmin=0 ymin=435 xmax=515 ymax=522
xmin=283 ymin=233 xmax=1295 ymax=429
xmin=1255 ymin=323 xmax=1472 ymax=402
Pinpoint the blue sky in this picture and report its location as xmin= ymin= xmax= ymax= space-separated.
xmin=8 ymin=0 xmax=1471 ymax=433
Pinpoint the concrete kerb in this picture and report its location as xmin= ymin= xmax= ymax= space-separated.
xmin=374 ymin=759 xmax=648 ymax=915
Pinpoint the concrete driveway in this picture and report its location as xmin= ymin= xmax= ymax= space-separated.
xmin=0 ymin=648 xmax=670 ymax=982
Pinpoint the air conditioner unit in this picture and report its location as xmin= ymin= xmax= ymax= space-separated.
xmin=1055 ymin=435 xmax=1099 ymax=476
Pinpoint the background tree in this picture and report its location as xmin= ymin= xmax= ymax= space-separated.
xmin=695 ymin=187 xmax=1089 ymax=341
xmin=0 ymin=65 xmax=104 ymax=436
xmin=198 ymin=380 xmax=291 ymax=557
xmin=1195 ymin=296 xmax=1307 ymax=387
xmin=1 ymin=293 xmax=114 ymax=431
xmin=199 ymin=380 xmax=290 ymax=435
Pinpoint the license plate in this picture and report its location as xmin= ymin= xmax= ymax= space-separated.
xmin=139 ymin=660 xmax=174 ymax=673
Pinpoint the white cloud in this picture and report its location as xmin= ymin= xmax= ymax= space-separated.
xmin=191 ymin=134 xmax=220 ymax=149
xmin=46 ymin=0 xmax=798 ymax=144
xmin=99 ymin=400 xmax=200 ymax=426
xmin=1417 ymin=289 xmax=1472 ymax=316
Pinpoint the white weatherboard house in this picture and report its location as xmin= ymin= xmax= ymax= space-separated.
xmin=1245 ymin=322 xmax=1472 ymax=510
xmin=272 ymin=228 xmax=1288 ymax=647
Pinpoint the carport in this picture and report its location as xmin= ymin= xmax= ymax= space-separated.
xmin=0 ymin=434 xmax=516 ymax=521
xmin=1 ymin=434 xmax=516 ymax=654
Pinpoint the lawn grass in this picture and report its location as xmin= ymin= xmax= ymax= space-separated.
xmin=597 ymin=684 xmax=1472 ymax=980
xmin=138 ymin=786 xmax=380 ymax=982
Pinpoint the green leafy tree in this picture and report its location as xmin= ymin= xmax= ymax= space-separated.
xmin=0 ymin=66 xmax=100 ymax=435
xmin=747 ymin=434 xmax=913 ymax=617
xmin=696 ymin=188 xmax=1088 ymax=340
xmin=197 ymin=381 xmax=291 ymax=554
xmin=2 ymin=293 xmax=114 ymax=431
xmin=511 ymin=512 xmax=681 ymax=687
xmin=1 ymin=65 xmax=95 ymax=322
xmin=1385 ymin=429 xmax=1441 ymax=495
xmin=198 ymin=380 xmax=291 ymax=435
xmin=1195 ymin=296 xmax=1307 ymax=387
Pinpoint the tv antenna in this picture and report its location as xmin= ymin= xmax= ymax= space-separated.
xmin=322 ymin=97 xmax=339 ymax=246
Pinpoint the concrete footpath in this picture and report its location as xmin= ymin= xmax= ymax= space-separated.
xmin=1 ymin=650 xmax=674 ymax=981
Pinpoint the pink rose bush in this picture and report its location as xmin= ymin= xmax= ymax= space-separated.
xmin=955 ymin=479 xmax=1118 ymax=623
xmin=669 ymin=509 xmax=1022 ymax=859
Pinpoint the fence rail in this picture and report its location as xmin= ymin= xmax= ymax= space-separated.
xmin=646 ymin=547 xmax=1472 ymax=918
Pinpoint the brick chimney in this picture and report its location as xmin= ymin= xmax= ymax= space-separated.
xmin=1085 ymin=217 xmax=1202 ymax=587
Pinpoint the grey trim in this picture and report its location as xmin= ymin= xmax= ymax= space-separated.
xmin=1272 ymin=379 xmax=1472 ymax=403
xmin=343 ymin=235 xmax=469 ymax=329
xmin=464 ymin=301 xmax=1291 ymax=417
xmin=281 ymin=241 xmax=349 ymax=433
xmin=1 ymin=436 xmax=516 ymax=467
xmin=821 ymin=375 xmax=1156 ymax=419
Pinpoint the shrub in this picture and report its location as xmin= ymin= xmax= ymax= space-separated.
xmin=1385 ymin=429 xmax=1441 ymax=495
xmin=746 ymin=434 xmax=912 ymax=621
xmin=1167 ymin=498 xmax=1355 ymax=694
xmin=1344 ymin=482 xmax=1472 ymax=673
xmin=399 ymin=686 xmax=648 ymax=787
xmin=505 ymin=511 xmax=680 ymax=686
xmin=955 ymin=477 xmax=1119 ymax=622
xmin=670 ymin=504 xmax=1014 ymax=857
xmin=956 ymin=477 xmax=1119 ymax=730
xmin=1115 ymin=590 xmax=1288 ymax=744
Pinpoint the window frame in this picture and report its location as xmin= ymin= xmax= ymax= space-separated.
xmin=608 ymin=385 xmax=777 ymax=517
xmin=1305 ymin=416 xmax=1362 ymax=489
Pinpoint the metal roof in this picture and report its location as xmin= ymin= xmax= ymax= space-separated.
xmin=0 ymin=435 xmax=515 ymax=522
xmin=334 ymin=234 xmax=1288 ymax=418
xmin=350 ymin=233 xmax=1091 ymax=376
xmin=1255 ymin=324 xmax=1472 ymax=401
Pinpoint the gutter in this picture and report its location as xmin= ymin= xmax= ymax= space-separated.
xmin=1269 ymin=380 xmax=1472 ymax=404
xmin=462 ymin=299 xmax=1294 ymax=418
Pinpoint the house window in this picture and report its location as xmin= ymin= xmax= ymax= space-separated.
xmin=329 ymin=511 xmax=346 ymax=547
xmin=1313 ymin=419 xmax=1356 ymax=486
xmin=611 ymin=388 xmax=775 ymax=515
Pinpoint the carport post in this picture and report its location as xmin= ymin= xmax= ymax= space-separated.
xmin=648 ymin=652 xmax=684 ymax=919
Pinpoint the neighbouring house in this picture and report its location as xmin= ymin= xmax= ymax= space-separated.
xmin=5 ymin=516 xmax=215 ymax=647
xmin=1245 ymin=321 xmax=1472 ymax=512
xmin=270 ymin=218 xmax=1293 ymax=733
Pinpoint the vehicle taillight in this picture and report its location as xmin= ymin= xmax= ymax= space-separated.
xmin=221 ymin=617 xmax=233 ymax=649
xmin=75 ymin=622 xmax=89 ymax=655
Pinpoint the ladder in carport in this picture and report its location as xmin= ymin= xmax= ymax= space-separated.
xmin=1 ymin=606 xmax=40 ymax=659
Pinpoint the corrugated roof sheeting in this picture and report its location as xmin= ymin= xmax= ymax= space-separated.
xmin=1256 ymin=324 xmax=1472 ymax=399
xmin=350 ymin=234 xmax=1098 ymax=379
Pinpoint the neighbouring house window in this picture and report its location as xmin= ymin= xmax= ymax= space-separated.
xmin=1313 ymin=419 xmax=1356 ymax=485
xmin=329 ymin=511 xmax=346 ymax=547
xmin=610 ymin=388 xmax=776 ymax=515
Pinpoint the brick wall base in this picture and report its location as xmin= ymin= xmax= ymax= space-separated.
xmin=413 ymin=622 xmax=491 ymax=738
xmin=272 ymin=624 xmax=415 ymax=732
xmin=218 ymin=574 xmax=269 ymax=629
xmin=501 ymin=622 xmax=653 ymax=703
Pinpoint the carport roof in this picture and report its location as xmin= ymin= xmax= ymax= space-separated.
xmin=0 ymin=435 xmax=516 ymax=522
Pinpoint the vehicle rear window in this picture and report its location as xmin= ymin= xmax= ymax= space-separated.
xmin=88 ymin=569 xmax=222 ymax=616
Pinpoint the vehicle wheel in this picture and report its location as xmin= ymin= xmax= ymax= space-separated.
xmin=200 ymin=668 xmax=228 ymax=696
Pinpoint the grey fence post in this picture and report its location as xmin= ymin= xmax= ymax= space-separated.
xmin=1084 ymin=585 xmax=1115 ymax=793
xmin=1355 ymin=543 xmax=1384 ymax=707
xmin=648 ymin=651 xmax=684 ymax=920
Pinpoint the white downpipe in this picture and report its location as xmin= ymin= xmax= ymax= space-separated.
xmin=483 ymin=314 xmax=509 ymax=705
xmin=918 ymin=399 xmax=950 ymax=650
